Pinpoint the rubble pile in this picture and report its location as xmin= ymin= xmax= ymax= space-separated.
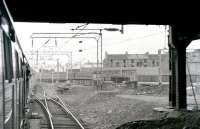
xmin=62 ymin=89 xmax=167 ymax=129
xmin=116 ymin=111 xmax=200 ymax=129
xmin=132 ymin=84 xmax=169 ymax=96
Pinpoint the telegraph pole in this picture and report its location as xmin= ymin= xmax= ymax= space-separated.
xmin=31 ymin=33 xmax=99 ymax=86
xmin=71 ymin=27 xmax=122 ymax=90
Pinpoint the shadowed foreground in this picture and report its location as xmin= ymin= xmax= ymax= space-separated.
xmin=116 ymin=111 xmax=200 ymax=129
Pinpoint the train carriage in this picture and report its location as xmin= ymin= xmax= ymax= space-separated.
xmin=0 ymin=0 xmax=31 ymax=129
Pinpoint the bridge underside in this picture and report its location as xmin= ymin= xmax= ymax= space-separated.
xmin=5 ymin=1 xmax=200 ymax=110
xmin=168 ymin=27 xmax=200 ymax=109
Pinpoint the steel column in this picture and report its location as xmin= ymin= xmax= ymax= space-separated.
xmin=168 ymin=28 xmax=177 ymax=107
xmin=169 ymin=26 xmax=191 ymax=109
xmin=175 ymin=46 xmax=187 ymax=109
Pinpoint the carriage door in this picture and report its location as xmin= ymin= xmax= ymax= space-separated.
xmin=2 ymin=30 xmax=14 ymax=129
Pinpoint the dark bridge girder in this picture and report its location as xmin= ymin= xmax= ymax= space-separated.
xmin=4 ymin=0 xmax=200 ymax=28
xmin=169 ymin=26 xmax=200 ymax=109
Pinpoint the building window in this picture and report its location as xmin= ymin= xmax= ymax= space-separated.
xmin=140 ymin=62 xmax=143 ymax=67
xmin=110 ymin=59 xmax=113 ymax=67
xmin=116 ymin=62 xmax=120 ymax=67
xmin=123 ymin=60 xmax=126 ymax=67
xmin=3 ymin=32 xmax=13 ymax=81
xmin=152 ymin=60 xmax=155 ymax=66
xmin=131 ymin=59 xmax=134 ymax=63
xmin=137 ymin=62 xmax=140 ymax=67
xmin=144 ymin=59 xmax=147 ymax=63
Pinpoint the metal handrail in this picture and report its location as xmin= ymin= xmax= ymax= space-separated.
xmin=4 ymin=110 xmax=12 ymax=124
xmin=43 ymin=91 xmax=52 ymax=117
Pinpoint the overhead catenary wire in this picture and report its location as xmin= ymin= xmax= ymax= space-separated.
xmin=64 ymin=23 xmax=89 ymax=43
xmin=71 ymin=31 xmax=165 ymax=54
xmin=31 ymin=27 xmax=166 ymax=65
xmin=75 ymin=23 xmax=89 ymax=30
xmin=37 ymin=38 xmax=51 ymax=50
xmin=33 ymin=26 xmax=164 ymax=54
xmin=55 ymin=24 xmax=89 ymax=50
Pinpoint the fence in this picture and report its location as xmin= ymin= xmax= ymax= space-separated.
xmin=137 ymin=75 xmax=169 ymax=82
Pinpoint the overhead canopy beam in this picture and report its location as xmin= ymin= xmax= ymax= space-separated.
xmin=4 ymin=0 xmax=200 ymax=29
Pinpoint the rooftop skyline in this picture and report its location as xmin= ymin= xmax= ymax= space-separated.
xmin=14 ymin=23 xmax=200 ymax=65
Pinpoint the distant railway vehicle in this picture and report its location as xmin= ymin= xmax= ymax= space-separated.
xmin=0 ymin=1 xmax=31 ymax=129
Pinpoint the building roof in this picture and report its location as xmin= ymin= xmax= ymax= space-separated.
xmin=148 ymin=54 xmax=159 ymax=60
xmin=127 ymin=54 xmax=148 ymax=59
xmin=106 ymin=54 xmax=128 ymax=60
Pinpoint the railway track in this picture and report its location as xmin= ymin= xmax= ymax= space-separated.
xmin=35 ymin=98 xmax=52 ymax=129
xmin=34 ymin=91 xmax=88 ymax=129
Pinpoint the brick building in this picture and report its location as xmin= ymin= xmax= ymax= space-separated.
xmin=36 ymin=50 xmax=200 ymax=85
xmin=103 ymin=50 xmax=200 ymax=84
xmin=103 ymin=51 xmax=160 ymax=68
xmin=103 ymin=51 xmax=169 ymax=83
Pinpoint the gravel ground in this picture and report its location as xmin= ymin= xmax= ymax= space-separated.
xmin=32 ymin=82 xmax=200 ymax=129
xmin=56 ymin=84 xmax=168 ymax=129
xmin=33 ymin=82 xmax=171 ymax=129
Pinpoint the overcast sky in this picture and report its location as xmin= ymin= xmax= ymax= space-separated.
xmin=14 ymin=23 xmax=200 ymax=66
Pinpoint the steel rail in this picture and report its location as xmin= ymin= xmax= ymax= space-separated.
xmin=49 ymin=96 xmax=85 ymax=129
xmin=34 ymin=97 xmax=54 ymax=129
xmin=43 ymin=91 xmax=52 ymax=118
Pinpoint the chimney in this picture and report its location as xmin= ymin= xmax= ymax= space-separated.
xmin=105 ymin=51 xmax=108 ymax=58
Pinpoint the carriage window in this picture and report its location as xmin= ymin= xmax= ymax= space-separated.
xmin=3 ymin=32 xmax=13 ymax=82
xmin=3 ymin=31 xmax=13 ymax=127
xmin=15 ymin=51 xmax=19 ymax=78
xmin=20 ymin=59 xmax=23 ymax=77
